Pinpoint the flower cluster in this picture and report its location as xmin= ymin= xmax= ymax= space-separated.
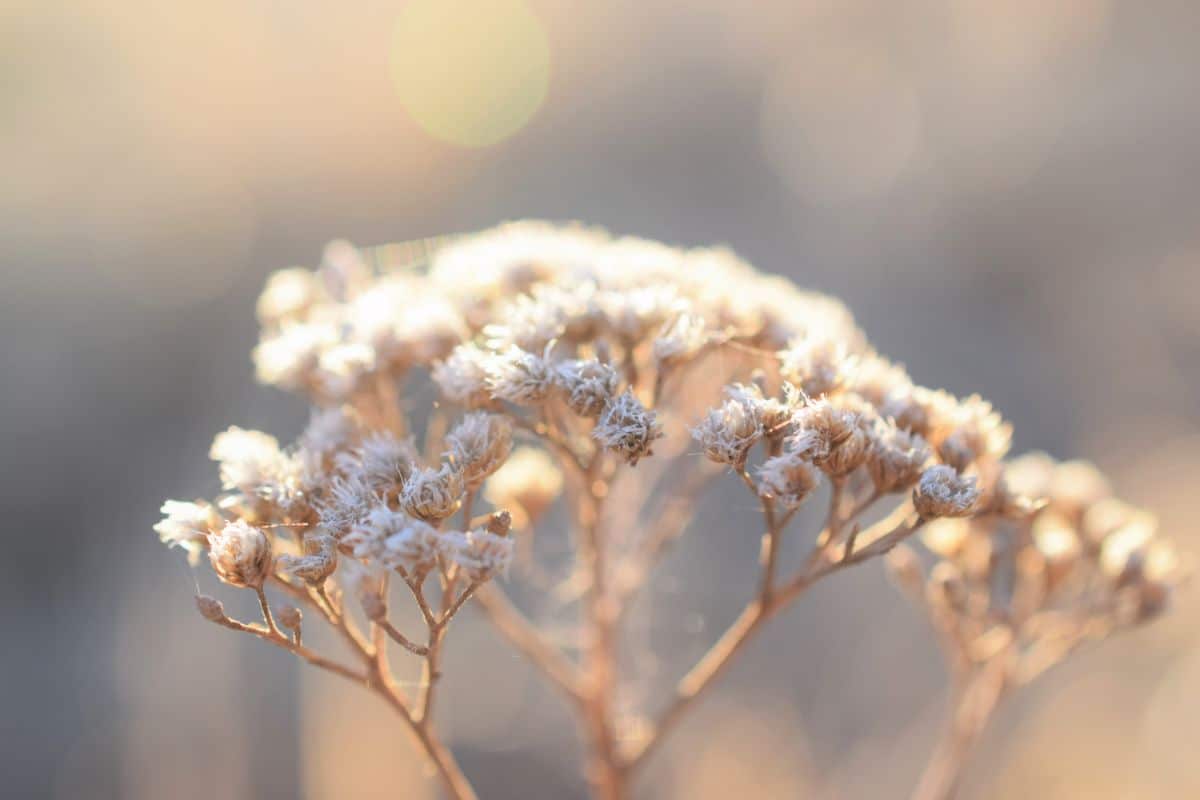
xmin=154 ymin=222 xmax=1183 ymax=800
xmin=889 ymin=452 xmax=1184 ymax=687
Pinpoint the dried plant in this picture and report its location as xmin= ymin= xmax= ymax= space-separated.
xmin=155 ymin=222 xmax=1184 ymax=799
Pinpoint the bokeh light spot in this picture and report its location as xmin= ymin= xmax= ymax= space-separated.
xmin=391 ymin=0 xmax=551 ymax=148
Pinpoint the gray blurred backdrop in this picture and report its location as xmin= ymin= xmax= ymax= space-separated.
xmin=2 ymin=1 xmax=1199 ymax=798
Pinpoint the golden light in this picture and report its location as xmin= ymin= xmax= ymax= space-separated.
xmin=391 ymin=0 xmax=551 ymax=148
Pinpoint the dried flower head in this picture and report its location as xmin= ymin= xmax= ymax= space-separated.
xmin=402 ymin=463 xmax=465 ymax=522
xmin=207 ymin=520 xmax=273 ymax=589
xmin=555 ymin=358 xmax=619 ymax=418
xmin=593 ymin=389 xmax=663 ymax=466
xmin=154 ymin=499 xmax=220 ymax=558
xmin=485 ymin=346 xmax=554 ymax=405
xmin=433 ymin=343 xmax=494 ymax=407
xmin=276 ymin=533 xmax=338 ymax=585
xmin=867 ymin=423 xmax=930 ymax=494
xmin=691 ymin=384 xmax=764 ymax=466
xmin=209 ymin=427 xmax=290 ymax=495
xmin=755 ymin=452 xmax=820 ymax=509
xmin=444 ymin=412 xmax=514 ymax=490
xmin=913 ymin=465 xmax=981 ymax=519
xmin=440 ymin=527 xmax=515 ymax=582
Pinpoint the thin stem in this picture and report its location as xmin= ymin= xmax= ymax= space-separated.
xmin=377 ymin=617 xmax=430 ymax=656
xmin=255 ymin=586 xmax=279 ymax=635
xmin=210 ymin=614 xmax=367 ymax=684
xmin=911 ymin=662 xmax=1007 ymax=800
xmin=627 ymin=489 xmax=900 ymax=770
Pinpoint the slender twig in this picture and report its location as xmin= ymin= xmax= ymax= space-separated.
xmin=911 ymin=660 xmax=1007 ymax=800
xmin=625 ymin=489 xmax=902 ymax=770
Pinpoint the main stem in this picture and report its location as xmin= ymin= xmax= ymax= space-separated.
xmin=579 ymin=454 xmax=628 ymax=800
xmin=911 ymin=667 xmax=1005 ymax=800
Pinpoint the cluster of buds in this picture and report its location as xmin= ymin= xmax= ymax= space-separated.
xmin=888 ymin=452 xmax=1185 ymax=689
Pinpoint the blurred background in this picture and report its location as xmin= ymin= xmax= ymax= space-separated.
xmin=2 ymin=0 xmax=1199 ymax=797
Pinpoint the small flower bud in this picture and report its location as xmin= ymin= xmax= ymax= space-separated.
xmin=913 ymin=466 xmax=980 ymax=519
xmin=276 ymin=604 xmax=303 ymax=630
xmin=207 ymin=520 xmax=273 ymax=589
xmin=817 ymin=421 xmax=871 ymax=477
xmin=196 ymin=594 xmax=226 ymax=622
xmin=360 ymin=591 xmax=387 ymax=622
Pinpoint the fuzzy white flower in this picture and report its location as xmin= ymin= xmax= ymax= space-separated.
xmin=653 ymin=312 xmax=709 ymax=369
xmin=209 ymin=427 xmax=289 ymax=494
xmin=256 ymin=267 xmax=321 ymax=325
xmin=253 ymin=321 xmax=337 ymax=389
xmin=154 ymin=500 xmax=219 ymax=557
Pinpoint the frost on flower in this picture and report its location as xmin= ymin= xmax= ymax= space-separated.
xmin=154 ymin=222 xmax=1184 ymax=800
xmin=402 ymin=463 xmax=466 ymax=522
xmin=484 ymin=346 xmax=554 ymax=405
xmin=210 ymin=427 xmax=289 ymax=495
xmin=207 ymin=520 xmax=273 ymax=589
xmin=444 ymin=412 xmax=514 ymax=490
xmin=691 ymin=385 xmax=764 ymax=466
xmin=154 ymin=499 xmax=219 ymax=559
xmin=593 ymin=389 xmax=662 ymax=466
xmin=913 ymin=465 xmax=980 ymax=519
xmin=440 ymin=528 xmax=515 ymax=582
